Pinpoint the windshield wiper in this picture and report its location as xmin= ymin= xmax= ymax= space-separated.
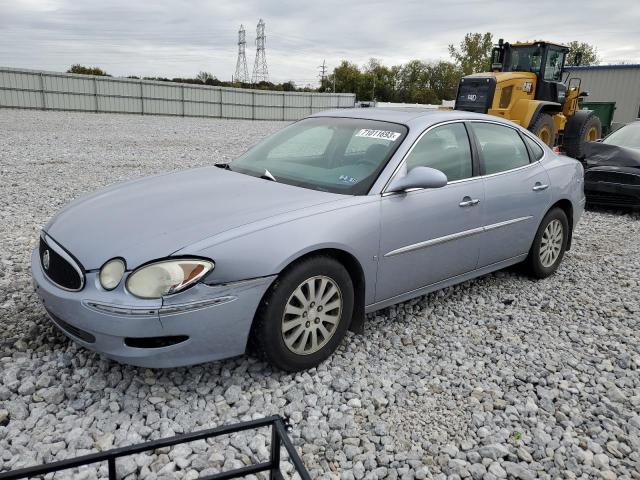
xmin=215 ymin=162 xmax=232 ymax=170
xmin=260 ymin=169 xmax=277 ymax=182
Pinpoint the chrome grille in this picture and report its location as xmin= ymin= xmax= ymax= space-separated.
xmin=39 ymin=236 xmax=85 ymax=291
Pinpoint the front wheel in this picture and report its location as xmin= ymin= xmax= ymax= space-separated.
xmin=251 ymin=256 xmax=354 ymax=372
xmin=526 ymin=208 xmax=569 ymax=278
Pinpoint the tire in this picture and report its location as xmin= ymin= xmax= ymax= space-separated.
xmin=251 ymin=255 xmax=354 ymax=372
xmin=526 ymin=208 xmax=569 ymax=279
xmin=563 ymin=113 xmax=602 ymax=159
xmin=529 ymin=113 xmax=556 ymax=147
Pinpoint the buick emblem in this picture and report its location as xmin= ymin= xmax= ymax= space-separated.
xmin=43 ymin=249 xmax=50 ymax=270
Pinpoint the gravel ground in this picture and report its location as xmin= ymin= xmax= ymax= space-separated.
xmin=1 ymin=109 xmax=639 ymax=480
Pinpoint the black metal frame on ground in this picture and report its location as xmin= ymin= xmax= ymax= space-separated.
xmin=0 ymin=415 xmax=311 ymax=480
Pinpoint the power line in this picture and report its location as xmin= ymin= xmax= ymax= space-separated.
xmin=234 ymin=24 xmax=249 ymax=83
xmin=251 ymin=19 xmax=269 ymax=84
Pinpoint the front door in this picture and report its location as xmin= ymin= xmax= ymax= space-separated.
xmin=376 ymin=122 xmax=484 ymax=302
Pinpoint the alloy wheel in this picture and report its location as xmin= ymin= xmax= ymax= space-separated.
xmin=540 ymin=219 xmax=564 ymax=268
xmin=281 ymin=275 xmax=342 ymax=355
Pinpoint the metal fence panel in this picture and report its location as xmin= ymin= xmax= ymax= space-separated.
xmin=0 ymin=67 xmax=356 ymax=119
xmin=0 ymin=89 xmax=43 ymax=108
xmin=310 ymin=94 xmax=336 ymax=108
xmin=143 ymin=99 xmax=182 ymax=115
xmin=0 ymin=70 xmax=41 ymax=90
xmin=98 ymin=96 xmax=142 ymax=113
xmin=44 ymin=92 xmax=94 ymax=111
xmin=183 ymin=86 xmax=221 ymax=103
xmin=221 ymin=89 xmax=254 ymax=106
xmin=254 ymin=106 xmax=285 ymax=120
xmin=184 ymin=101 xmax=221 ymax=117
xmin=143 ymin=83 xmax=182 ymax=100
xmin=221 ymin=103 xmax=253 ymax=119
xmin=97 ymin=79 xmax=140 ymax=97
xmin=254 ymin=92 xmax=284 ymax=107
xmin=284 ymin=93 xmax=311 ymax=108
xmin=284 ymin=108 xmax=308 ymax=121
xmin=338 ymin=95 xmax=356 ymax=107
xmin=44 ymin=75 xmax=94 ymax=94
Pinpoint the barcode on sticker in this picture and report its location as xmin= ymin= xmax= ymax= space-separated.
xmin=355 ymin=129 xmax=401 ymax=141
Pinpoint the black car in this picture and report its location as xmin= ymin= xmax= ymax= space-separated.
xmin=583 ymin=121 xmax=640 ymax=208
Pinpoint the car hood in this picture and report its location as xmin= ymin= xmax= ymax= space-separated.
xmin=584 ymin=142 xmax=640 ymax=169
xmin=45 ymin=166 xmax=344 ymax=270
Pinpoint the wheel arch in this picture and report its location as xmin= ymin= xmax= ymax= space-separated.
xmin=512 ymin=99 xmax=562 ymax=129
xmin=258 ymin=247 xmax=367 ymax=335
xmin=547 ymin=198 xmax=574 ymax=250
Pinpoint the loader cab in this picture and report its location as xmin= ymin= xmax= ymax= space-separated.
xmin=495 ymin=41 xmax=569 ymax=105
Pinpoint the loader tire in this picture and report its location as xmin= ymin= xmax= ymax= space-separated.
xmin=529 ymin=113 xmax=556 ymax=147
xmin=563 ymin=113 xmax=602 ymax=159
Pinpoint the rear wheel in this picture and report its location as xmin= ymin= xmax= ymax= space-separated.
xmin=563 ymin=113 xmax=602 ymax=159
xmin=526 ymin=208 xmax=569 ymax=278
xmin=529 ymin=113 xmax=556 ymax=147
xmin=251 ymin=256 xmax=354 ymax=372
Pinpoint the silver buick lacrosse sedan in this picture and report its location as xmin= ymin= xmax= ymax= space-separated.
xmin=33 ymin=108 xmax=584 ymax=371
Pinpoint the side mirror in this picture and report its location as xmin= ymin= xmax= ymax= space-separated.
xmin=387 ymin=166 xmax=448 ymax=192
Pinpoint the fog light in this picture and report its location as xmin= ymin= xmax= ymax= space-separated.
xmin=99 ymin=258 xmax=126 ymax=291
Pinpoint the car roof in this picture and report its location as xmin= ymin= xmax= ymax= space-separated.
xmin=310 ymin=107 xmax=518 ymax=130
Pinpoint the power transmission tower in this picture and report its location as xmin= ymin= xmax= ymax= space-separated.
xmin=251 ymin=19 xmax=269 ymax=84
xmin=318 ymin=59 xmax=327 ymax=87
xmin=234 ymin=24 xmax=249 ymax=83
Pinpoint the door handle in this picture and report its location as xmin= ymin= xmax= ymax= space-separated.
xmin=459 ymin=197 xmax=480 ymax=207
xmin=532 ymin=183 xmax=549 ymax=191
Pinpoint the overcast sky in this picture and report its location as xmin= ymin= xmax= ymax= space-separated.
xmin=1 ymin=0 xmax=639 ymax=86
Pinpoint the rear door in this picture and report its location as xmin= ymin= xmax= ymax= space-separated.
xmin=469 ymin=121 xmax=551 ymax=266
xmin=376 ymin=122 xmax=484 ymax=302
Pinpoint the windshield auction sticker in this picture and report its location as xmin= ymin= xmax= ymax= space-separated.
xmin=355 ymin=129 xmax=401 ymax=141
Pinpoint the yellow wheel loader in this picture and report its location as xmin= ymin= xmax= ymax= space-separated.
xmin=454 ymin=39 xmax=601 ymax=158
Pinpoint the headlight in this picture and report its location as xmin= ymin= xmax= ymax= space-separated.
xmin=126 ymin=259 xmax=214 ymax=299
xmin=99 ymin=258 xmax=126 ymax=291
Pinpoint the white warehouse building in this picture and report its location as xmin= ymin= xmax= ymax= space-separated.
xmin=566 ymin=64 xmax=640 ymax=128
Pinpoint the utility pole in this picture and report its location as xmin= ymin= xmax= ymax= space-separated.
xmin=251 ymin=19 xmax=269 ymax=84
xmin=318 ymin=59 xmax=327 ymax=89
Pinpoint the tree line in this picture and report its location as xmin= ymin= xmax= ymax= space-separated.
xmin=66 ymin=34 xmax=599 ymax=102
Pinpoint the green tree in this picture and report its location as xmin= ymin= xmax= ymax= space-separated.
xmin=427 ymin=61 xmax=461 ymax=102
xmin=396 ymin=60 xmax=435 ymax=104
xmin=327 ymin=61 xmax=362 ymax=96
xmin=448 ymin=32 xmax=494 ymax=75
xmin=565 ymin=41 xmax=600 ymax=66
xmin=196 ymin=71 xmax=216 ymax=83
xmin=67 ymin=64 xmax=109 ymax=76
xmin=363 ymin=58 xmax=397 ymax=102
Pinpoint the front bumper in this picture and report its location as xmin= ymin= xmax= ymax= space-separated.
xmin=584 ymin=181 xmax=640 ymax=208
xmin=31 ymin=248 xmax=275 ymax=368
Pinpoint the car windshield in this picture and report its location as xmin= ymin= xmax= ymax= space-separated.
xmin=230 ymin=117 xmax=407 ymax=195
xmin=602 ymin=123 xmax=640 ymax=150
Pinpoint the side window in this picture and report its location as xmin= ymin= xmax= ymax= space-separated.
xmin=472 ymin=123 xmax=530 ymax=175
xmin=405 ymin=123 xmax=473 ymax=182
xmin=523 ymin=135 xmax=544 ymax=160
xmin=544 ymin=49 xmax=565 ymax=82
